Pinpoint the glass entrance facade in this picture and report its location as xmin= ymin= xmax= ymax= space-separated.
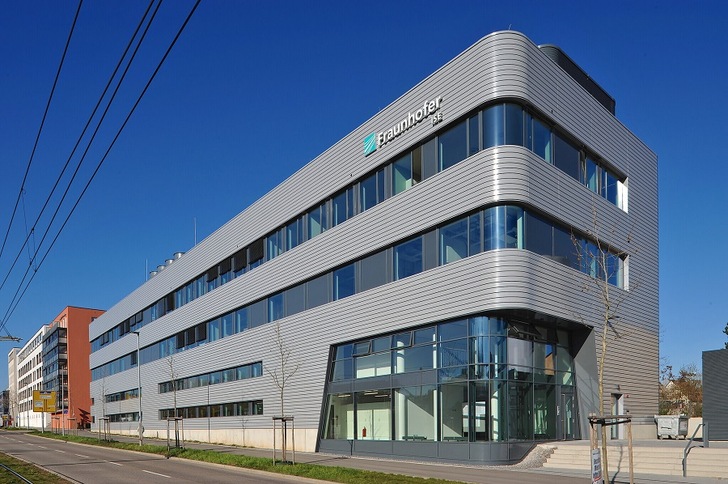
xmin=321 ymin=313 xmax=578 ymax=457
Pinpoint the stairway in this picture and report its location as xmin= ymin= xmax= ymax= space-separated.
xmin=540 ymin=441 xmax=728 ymax=479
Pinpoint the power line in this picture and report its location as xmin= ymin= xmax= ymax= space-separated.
xmin=0 ymin=0 xmax=83 ymax=263
xmin=0 ymin=0 xmax=159 ymax=296
xmin=0 ymin=0 xmax=202 ymax=332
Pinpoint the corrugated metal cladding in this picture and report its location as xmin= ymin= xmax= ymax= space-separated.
xmin=89 ymin=30 xmax=657 ymax=458
xmin=703 ymin=349 xmax=728 ymax=440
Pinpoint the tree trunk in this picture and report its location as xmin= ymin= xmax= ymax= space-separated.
xmin=600 ymin=311 xmax=610 ymax=484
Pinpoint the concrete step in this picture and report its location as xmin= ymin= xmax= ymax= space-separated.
xmin=541 ymin=443 xmax=728 ymax=480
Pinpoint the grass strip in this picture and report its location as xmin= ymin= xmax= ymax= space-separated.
xmin=26 ymin=431 xmax=464 ymax=484
xmin=0 ymin=451 xmax=69 ymax=484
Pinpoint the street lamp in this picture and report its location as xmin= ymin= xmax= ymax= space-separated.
xmin=131 ymin=331 xmax=143 ymax=446
xmin=61 ymin=371 xmax=65 ymax=437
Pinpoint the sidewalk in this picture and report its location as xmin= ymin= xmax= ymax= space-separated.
xmin=44 ymin=430 xmax=726 ymax=484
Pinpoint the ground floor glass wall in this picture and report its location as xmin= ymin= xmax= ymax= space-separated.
xmin=322 ymin=314 xmax=576 ymax=445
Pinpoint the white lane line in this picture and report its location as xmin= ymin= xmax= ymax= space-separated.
xmin=54 ymin=449 xmax=66 ymax=454
xmin=38 ymin=446 xmax=48 ymax=449
xmin=106 ymin=461 xmax=123 ymax=466
xmin=142 ymin=470 xmax=171 ymax=478
xmin=74 ymin=453 xmax=89 ymax=458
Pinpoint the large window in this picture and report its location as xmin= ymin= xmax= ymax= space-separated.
xmin=553 ymin=132 xmax=580 ymax=181
xmin=440 ymin=218 xmax=468 ymax=264
xmin=332 ymin=188 xmax=354 ymax=227
xmin=268 ymin=293 xmax=284 ymax=322
xmin=484 ymin=206 xmax=523 ymax=250
xmin=360 ymin=169 xmax=386 ymax=212
xmin=325 ymin=314 xmax=575 ymax=443
xmin=356 ymin=390 xmax=391 ymax=440
xmin=439 ymin=119 xmax=467 ymax=170
xmin=286 ymin=218 xmax=303 ymax=250
xmin=504 ymin=103 xmax=524 ymax=146
xmin=392 ymin=152 xmax=421 ymax=195
xmin=395 ymin=385 xmax=436 ymax=441
xmin=307 ymin=203 xmax=327 ymax=240
xmin=333 ymin=264 xmax=355 ymax=301
xmin=483 ymin=104 xmax=504 ymax=148
xmin=323 ymin=393 xmax=354 ymax=439
xmin=394 ymin=237 xmax=423 ymax=280
xmin=530 ymin=116 xmax=551 ymax=162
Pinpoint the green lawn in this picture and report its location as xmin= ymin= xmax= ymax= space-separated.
xmin=0 ymin=451 xmax=69 ymax=484
xmin=25 ymin=431 xmax=466 ymax=483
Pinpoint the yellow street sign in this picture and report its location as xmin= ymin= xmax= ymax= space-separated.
xmin=32 ymin=390 xmax=56 ymax=412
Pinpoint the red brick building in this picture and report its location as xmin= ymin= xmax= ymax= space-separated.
xmin=43 ymin=306 xmax=104 ymax=430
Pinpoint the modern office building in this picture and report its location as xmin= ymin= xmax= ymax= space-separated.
xmin=42 ymin=306 xmax=105 ymax=430
xmin=88 ymin=31 xmax=657 ymax=463
xmin=15 ymin=325 xmax=50 ymax=429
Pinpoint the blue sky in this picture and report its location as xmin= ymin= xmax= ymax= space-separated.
xmin=0 ymin=0 xmax=726 ymax=391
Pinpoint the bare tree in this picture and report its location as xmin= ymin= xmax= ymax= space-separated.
xmin=573 ymin=203 xmax=636 ymax=484
xmin=265 ymin=322 xmax=299 ymax=417
xmin=96 ymin=371 xmax=110 ymax=439
xmin=266 ymin=322 xmax=299 ymax=463
xmin=167 ymin=355 xmax=179 ymax=418
xmin=100 ymin=372 xmax=108 ymax=420
xmin=166 ymin=354 xmax=184 ymax=449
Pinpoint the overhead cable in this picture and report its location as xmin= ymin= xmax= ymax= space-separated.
xmin=0 ymin=0 xmax=84 ymax=263
xmin=0 ymin=0 xmax=159 ymax=295
xmin=0 ymin=0 xmax=202 ymax=332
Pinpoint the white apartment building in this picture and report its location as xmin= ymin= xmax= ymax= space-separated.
xmin=15 ymin=325 xmax=50 ymax=429
xmin=7 ymin=348 xmax=18 ymax=425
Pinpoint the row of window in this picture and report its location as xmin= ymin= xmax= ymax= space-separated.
xmin=92 ymin=100 xmax=626 ymax=354
xmin=158 ymin=362 xmax=262 ymax=394
xmin=105 ymin=412 xmax=139 ymax=423
xmin=105 ymin=388 xmax=139 ymax=403
xmin=330 ymin=315 xmax=572 ymax=384
xmin=323 ymin=381 xmax=566 ymax=443
xmin=158 ymin=400 xmax=263 ymax=420
xmin=91 ymin=203 xmax=624 ymax=381
xmin=18 ymin=333 xmax=44 ymax=363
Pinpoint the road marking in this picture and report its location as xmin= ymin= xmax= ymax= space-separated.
xmin=38 ymin=446 xmax=48 ymax=449
xmin=142 ymin=470 xmax=171 ymax=478
xmin=106 ymin=461 xmax=122 ymax=466
xmin=74 ymin=454 xmax=89 ymax=458
xmin=54 ymin=449 xmax=66 ymax=454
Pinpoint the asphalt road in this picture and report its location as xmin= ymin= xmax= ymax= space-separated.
xmin=0 ymin=432 xmax=320 ymax=484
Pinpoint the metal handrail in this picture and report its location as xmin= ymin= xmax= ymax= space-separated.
xmin=682 ymin=421 xmax=709 ymax=477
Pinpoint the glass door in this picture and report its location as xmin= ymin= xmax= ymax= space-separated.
xmin=559 ymin=389 xmax=575 ymax=440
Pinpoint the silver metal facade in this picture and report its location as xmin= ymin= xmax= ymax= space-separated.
xmin=702 ymin=349 xmax=728 ymax=440
xmin=89 ymin=31 xmax=658 ymax=456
